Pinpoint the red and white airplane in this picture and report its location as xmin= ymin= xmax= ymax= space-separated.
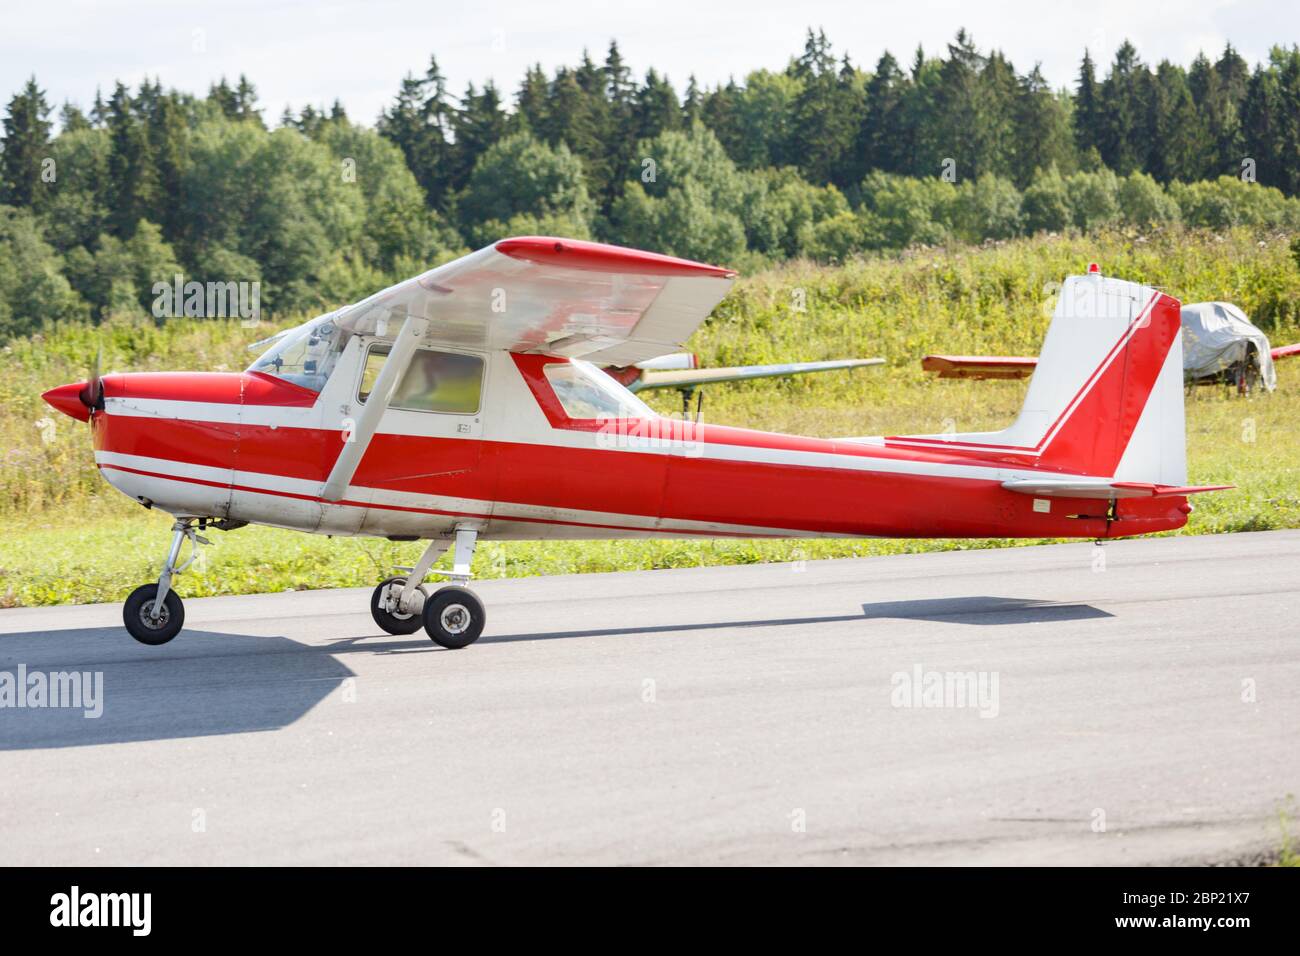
xmin=42 ymin=237 xmax=1229 ymax=648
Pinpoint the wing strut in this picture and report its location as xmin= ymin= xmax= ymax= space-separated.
xmin=321 ymin=314 xmax=428 ymax=502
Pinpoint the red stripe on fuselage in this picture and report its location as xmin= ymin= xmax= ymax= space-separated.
xmin=94 ymin=412 xmax=1189 ymax=538
xmin=95 ymin=462 xmax=781 ymax=538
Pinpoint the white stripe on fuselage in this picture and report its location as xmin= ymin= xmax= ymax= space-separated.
xmin=102 ymin=395 xmax=1069 ymax=485
xmin=104 ymin=396 xmax=320 ymax=428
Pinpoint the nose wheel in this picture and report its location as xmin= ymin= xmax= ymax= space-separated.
xmin=123 ymin=518 xmax=208 ymax=646
xmin=123 ymin=583 xmax=185 ymax=645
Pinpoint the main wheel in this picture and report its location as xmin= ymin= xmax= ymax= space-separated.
xmin=123 ymin=584 xmax=185 ymax=646
xmin=422 ymin=586 xmax=486 ymax=649
xmin=371 ymin=576 xmax=426 ymax=635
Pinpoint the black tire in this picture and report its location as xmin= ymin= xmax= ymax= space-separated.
xmin=123 ymin=584 xmax=184 ymax=646
xmin=371 ymin=576 xmax=426 ymax=635
xmin=422 ymin=586 xmax=486 ymax=649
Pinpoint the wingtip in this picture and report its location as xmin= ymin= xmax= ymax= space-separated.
xmin=495 ymin=236 xmax=737 ymax=279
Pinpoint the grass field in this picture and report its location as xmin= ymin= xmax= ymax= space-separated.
xmin=3 ymin=228 xmax=1298 ymax=607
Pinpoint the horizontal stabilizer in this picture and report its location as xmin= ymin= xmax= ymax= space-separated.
xmin=921 ymin=354 xmax=1037 ymax=380
xmin=1002 ymin=478 xmax=1233 ymax=500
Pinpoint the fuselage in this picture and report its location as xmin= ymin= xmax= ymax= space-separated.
xmin=60 ymin=342 xmax=1189 ymax=543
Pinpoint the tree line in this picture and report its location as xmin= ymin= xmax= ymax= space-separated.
xmin=2 ymin=29 xmax=1300 ymax=339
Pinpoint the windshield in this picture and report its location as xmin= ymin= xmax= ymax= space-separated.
xmin=246 ymin=318 xmax=346 ymax=393
xmin=544 ymin=359 xmax=656 ymax=419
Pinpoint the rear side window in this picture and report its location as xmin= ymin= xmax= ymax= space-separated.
xmin=543 ymin=359 xmax=655 ymax=419
xmin=359 ymin=345 xmax=483 ymax=414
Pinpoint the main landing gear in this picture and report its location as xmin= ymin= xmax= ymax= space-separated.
xmin=369 ymin=526 xmax=486 ymax=649
xmin=123 ymin=518 xmax=210 ymax=645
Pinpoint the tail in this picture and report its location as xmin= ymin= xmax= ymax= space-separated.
xmin=897 ymin=271 xmax=1188 ymax=482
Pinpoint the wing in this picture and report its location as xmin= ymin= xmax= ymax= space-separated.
xmin=1272 ymin=342 xmax=1300 ymax=361
xmin=334 ymin=236 xmax=736 ymax=366
xmin=320 ymin=237 xmax=734 ymax=501
xmin=630 ymin=358 xmax=884 ymax=392
xmin=921 ymin=354 xmax=1037 ymax=380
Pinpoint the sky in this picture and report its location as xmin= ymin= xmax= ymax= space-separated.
xmin=2 ymin=0 xmax=1295 ymax=126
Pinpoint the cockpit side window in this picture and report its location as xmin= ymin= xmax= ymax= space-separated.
xmin=358 ymin=345 xmax=484 ymax=414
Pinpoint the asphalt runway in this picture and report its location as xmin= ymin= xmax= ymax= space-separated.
xmin=1 ymin=530 xmax=1297 ymax=866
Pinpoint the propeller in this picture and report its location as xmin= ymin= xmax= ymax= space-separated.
xmin=40 ymin=347 xmax=105 ymax=422
xmin=78 ymin=347 xmax=105 ymax=412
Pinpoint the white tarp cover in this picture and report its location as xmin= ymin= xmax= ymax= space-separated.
xmin=1180 ymin=302 xmax=1277 ymax=391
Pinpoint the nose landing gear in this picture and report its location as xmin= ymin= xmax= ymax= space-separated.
xmin=371 ymin=526 xmax=486 ymax=649
xmin=123 ymin=518 xmax=209 ymax=645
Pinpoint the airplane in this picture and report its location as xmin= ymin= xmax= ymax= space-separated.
xmin=41 ymin=237 xmax=1230 ymax=649
xmin=920 ymin=354 xmax=1039 ymax=380
xmin=923 ymin=288 xmax=1298 ymax=394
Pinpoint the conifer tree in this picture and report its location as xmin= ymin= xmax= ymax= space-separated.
xmin=0 ymin=77 xmax=53 ymax=206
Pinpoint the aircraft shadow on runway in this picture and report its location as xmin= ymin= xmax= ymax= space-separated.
xmin=479 ymin=595 xmax=1113 ymax=644
xmin=860 ymin=595 xmax=1113 ymax=626
xmin=0 ymin=596 xmax=1109 ymax=749
xmin=0 ymin=627 xmax=365 ymax=752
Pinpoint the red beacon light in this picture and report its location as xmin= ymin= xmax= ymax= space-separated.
xmin=1087 ymin=262 xmax=1101 ymax=274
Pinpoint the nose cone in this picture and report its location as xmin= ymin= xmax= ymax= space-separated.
xmin=42 ymin=382 xmax=92 ymax=422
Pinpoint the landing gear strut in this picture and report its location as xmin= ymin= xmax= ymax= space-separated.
xmin=123 ymin=518 xmax=209 ymax=645
xmin=371 ymin=526 xmax=486 ymax=649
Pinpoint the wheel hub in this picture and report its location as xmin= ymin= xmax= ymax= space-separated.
xmin=140 ymin=600 xmax=170 ymax=629
xmin=440 ymin=604 xmax=470 ymax=635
